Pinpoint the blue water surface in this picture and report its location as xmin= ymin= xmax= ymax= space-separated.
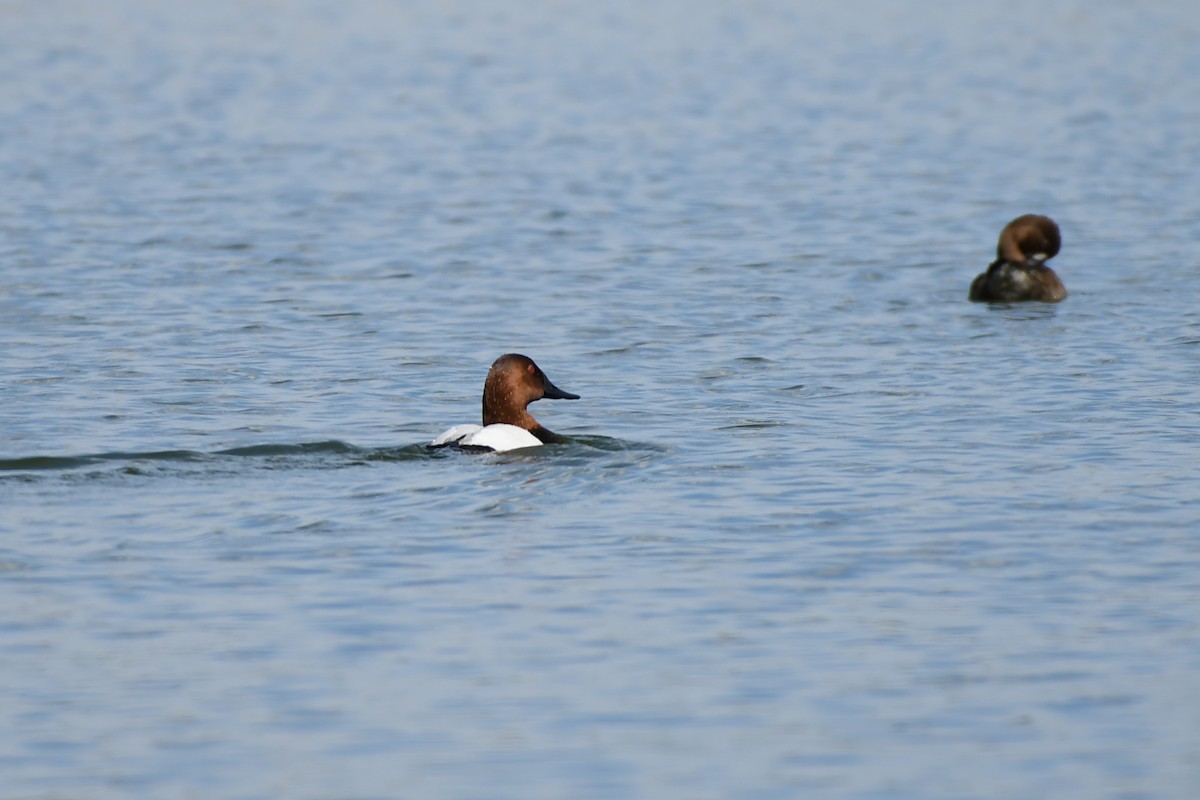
xmin=2 ymin=1 xmax=1199 ymax=798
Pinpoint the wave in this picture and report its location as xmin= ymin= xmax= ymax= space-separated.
xmin=0 ymin=435 xmax=654 ymax=476
xmin=0 ymin=441 xmax=432 ymax=474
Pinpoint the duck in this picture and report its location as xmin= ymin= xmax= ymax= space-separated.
xmin=968 ymin=214 xmax=1067 ymax=303
xmin=429 ymin=353 xmax=580 ymax=452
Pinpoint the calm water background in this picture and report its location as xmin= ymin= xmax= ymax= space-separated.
xmin=2 ymin=1 xmax=1199 ymax=798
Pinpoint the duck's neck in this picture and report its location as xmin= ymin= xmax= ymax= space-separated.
xmin=529 ymin=425 xmax=560 ymax=444
xmin=482 ymin=405 xmax=561 ymax=443
xmin=482 ymin=394 xmax=539 ymax=430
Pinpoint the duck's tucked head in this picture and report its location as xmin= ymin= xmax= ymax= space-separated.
xmin=969 ymin=213 xmax=1067 ymax=303
xmin=997 ymin=214 xmax=1061 ymax=266
xmin=482 ymin=353 xmax=579 ymax=441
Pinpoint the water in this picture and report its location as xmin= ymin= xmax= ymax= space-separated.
xmin=2 ymin=1 xmax=1199 ymax=797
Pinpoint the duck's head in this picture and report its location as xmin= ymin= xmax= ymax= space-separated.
xmin=997 ymin=214 xmax=1061 ymax=266
xmin=482 ymin=353 xmax=579 ymax=433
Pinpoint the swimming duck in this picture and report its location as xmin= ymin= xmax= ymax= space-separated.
xmin=430 ymin=353 xmax=580 ymax=452
xmin=968 ymin=214 xmax=1067 ymax=303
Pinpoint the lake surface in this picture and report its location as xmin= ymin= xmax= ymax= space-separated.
xmin=2 ymin=1 xmax=1199 ymax=798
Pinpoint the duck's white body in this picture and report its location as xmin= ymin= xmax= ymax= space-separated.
xmin=430 ymin=423 xmax=543 ymax=452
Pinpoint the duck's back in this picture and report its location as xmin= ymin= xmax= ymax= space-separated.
xmin=969 ymin=262 xmax=1067 ymax=303
xmin=430 ymin=423 xmax=544 ymax=452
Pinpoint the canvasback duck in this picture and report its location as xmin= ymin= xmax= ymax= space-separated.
xmin=968 ymin=214 xmax=1067 ymax=303
xmin=430 ymin=353 xmax=580 ymax=452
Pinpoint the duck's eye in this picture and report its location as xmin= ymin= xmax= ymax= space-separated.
xmin=528 ymin=364 xmax=536 ymax=375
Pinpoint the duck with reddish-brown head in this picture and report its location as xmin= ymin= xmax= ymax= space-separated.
xmin=969 ymin=214 xmax=1067 ymax=303
xmin=430 ymin=354 xmax=580 ymax=452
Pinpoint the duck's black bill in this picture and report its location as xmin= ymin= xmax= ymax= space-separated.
xmin=543 ymin=380 xmax=580 ymax=400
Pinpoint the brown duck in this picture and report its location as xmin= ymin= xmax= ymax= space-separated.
xmin=969 ymin=214 xmax=1067 ymax=303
